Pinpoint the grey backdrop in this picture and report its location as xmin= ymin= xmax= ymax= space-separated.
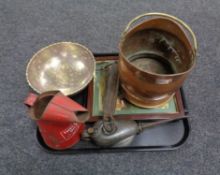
xmin=0 ymin=0 xmax=219 ymax=174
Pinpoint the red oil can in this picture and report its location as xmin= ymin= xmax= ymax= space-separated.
xmin=24 ymin=91 xmax=88 ymax=150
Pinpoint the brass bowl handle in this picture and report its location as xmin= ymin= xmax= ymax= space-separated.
xmin=122 ymin=12 xmax=197 ymax=54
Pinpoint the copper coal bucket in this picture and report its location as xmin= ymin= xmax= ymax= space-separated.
xmin=119 ymin=13 xmax=197 ymax=108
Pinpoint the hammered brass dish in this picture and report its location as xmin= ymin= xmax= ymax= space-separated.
xmin=26 ymin=42 xmax=95 ymax=96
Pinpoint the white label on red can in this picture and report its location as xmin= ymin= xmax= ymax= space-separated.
xmin=60 ymin=123 xmax=80 ymax=141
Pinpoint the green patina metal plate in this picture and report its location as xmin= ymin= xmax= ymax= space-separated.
xmin=92 ymin=60 xmax=178 ymax=117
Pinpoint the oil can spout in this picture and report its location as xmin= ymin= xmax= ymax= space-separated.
xmin=83 ymin=116 xmax=188 ymax=147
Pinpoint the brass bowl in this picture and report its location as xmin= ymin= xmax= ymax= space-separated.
xmin=26 ymin=42 xmax=95 ymax=95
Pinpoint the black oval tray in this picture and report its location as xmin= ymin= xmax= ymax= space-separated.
xmin=35 ymin=53 xmax=190 ymax=154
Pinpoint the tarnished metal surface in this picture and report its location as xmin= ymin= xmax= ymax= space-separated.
xmin=26 ymin=42 xmax=95 ymax=96
xmin=119 ymin=13 xmax=197 ymax=108
xmin=90 ymin=120 xmax=138 ymax=147
xmin=129 ymin=53 xmax=174 ymax=74
xmin=84 ymin=116 xmax=188 ymax=147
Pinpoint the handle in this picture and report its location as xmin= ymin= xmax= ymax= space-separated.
xmin=122 ymin=12 xmax=197 ymax=54
xmin=102 ymin=63 xmax=119 ymax=133
xmin=24 ymin=93 xmax=38 ymax=107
